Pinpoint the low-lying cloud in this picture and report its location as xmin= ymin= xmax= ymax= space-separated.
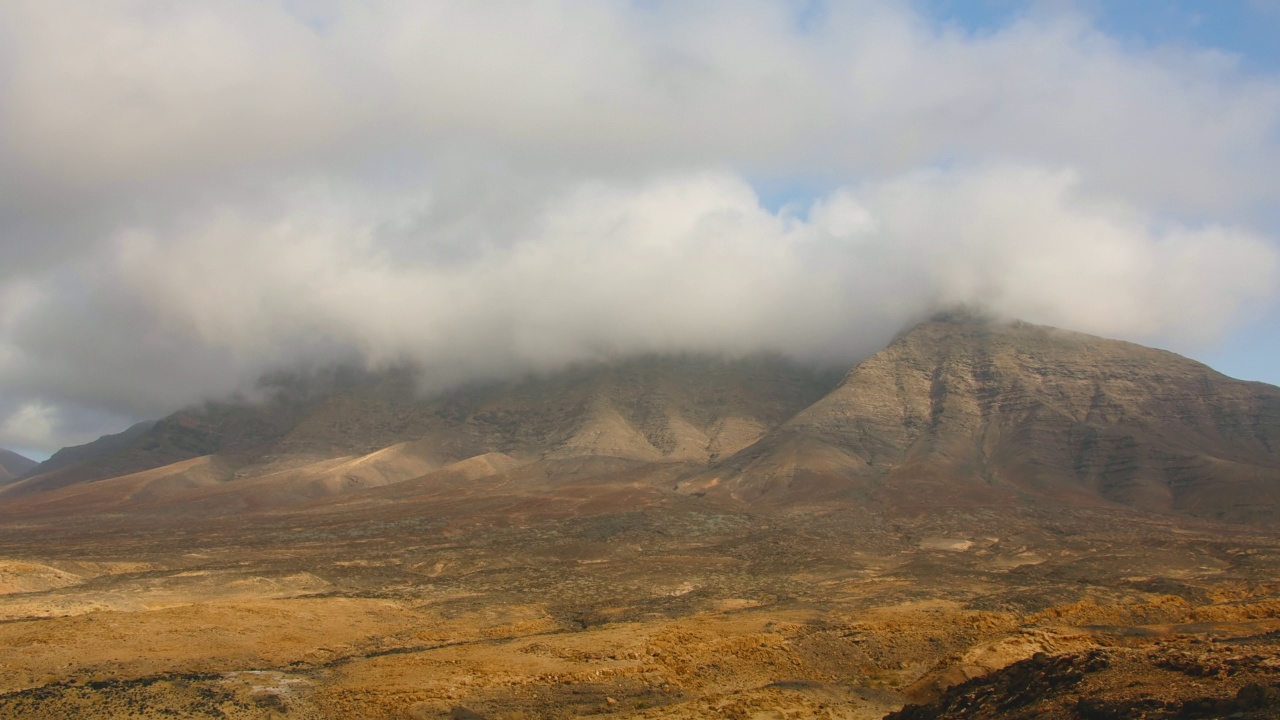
xmin=1 ymin=1 xmax=1279 ymax=453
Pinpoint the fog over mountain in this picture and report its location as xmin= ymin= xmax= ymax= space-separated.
xmin=2 ymin=0 xmax=1279 ymax=454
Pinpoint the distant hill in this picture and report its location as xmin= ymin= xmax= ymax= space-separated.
xmin=0 ymin=448 xmax=38 ymax=485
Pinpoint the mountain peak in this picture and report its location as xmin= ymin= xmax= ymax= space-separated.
xmin=924 ymin=304 xmax=1002 ymax=326
xmin=694 ymin=318 xmax=1280 ymax=520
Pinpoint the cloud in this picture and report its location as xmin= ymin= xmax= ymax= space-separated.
xmin=0 ymin=402 xmax=58 ymax=452
xmin=0 ymin=1 xmax=1278 ymax=452
xmin=5 ymin=2 xmax=1278 ymax=209
xmin=3 ymin=166 xmax=1273 ymax=452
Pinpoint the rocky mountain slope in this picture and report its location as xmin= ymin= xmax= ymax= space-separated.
xmin=4 ymin=317 xmax=1279 ymax=524
xmin=683 ymin=318 xmax=1280 ymax=522
xmin=0 ymin=355 xmax=840 ymax=510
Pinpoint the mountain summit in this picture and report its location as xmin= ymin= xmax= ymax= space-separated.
xmin=685 ymin=318 xmax=1280 ymax=521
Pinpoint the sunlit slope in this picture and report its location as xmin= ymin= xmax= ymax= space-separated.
xmin=1 ymin=355 xmax=839 ymax=514
xmin=688 ymin=318 xmax=1280 ymax=522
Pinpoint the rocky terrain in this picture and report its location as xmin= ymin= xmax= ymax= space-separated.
xmin=685 ymin=318 xmax=1280 ymax=521
xmin=2 ymin=355 xmax=840 ymax=507
xmin=0 ymin=317 xmax=1277 ymax=718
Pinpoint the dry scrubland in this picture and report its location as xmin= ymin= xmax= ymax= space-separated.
xmin=2 ymin=495 xmax=1279 ymax=719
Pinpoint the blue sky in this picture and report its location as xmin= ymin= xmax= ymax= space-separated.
xmin=939 ymin=0 xmax=1280 ymax=385
xmin=924 ymin=0 xmax=1280 ymax=67
xmin=753 ymin=0 xmax=1280 ymax=386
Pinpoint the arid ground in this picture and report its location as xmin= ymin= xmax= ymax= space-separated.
xmin=2 ymin=488 xmax=1279 ymax=719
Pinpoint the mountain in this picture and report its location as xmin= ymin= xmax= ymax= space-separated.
xmin=0 ymin=448 xmax=37 ymax=485
xmin=5 ymin=318 xmax=1279 ymax=524
xmin=15 ymin=421 xmax=156 ymax=487
xmin=683 ymin=317 xmax=1280 ymax=522
xmin=0 ymin=354 xmax=841 ymax=510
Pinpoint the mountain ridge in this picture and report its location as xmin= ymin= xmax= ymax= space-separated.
xmin=4 ymin=319 xmax=1278 ymax=525
xmin=681 ymin=318 xmax=1280 ymax=522
xmin=0 ymin=354 xmax=841 ymax=509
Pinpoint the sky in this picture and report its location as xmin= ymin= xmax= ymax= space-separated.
xmin=1 ymin=0 xmax=1279 ymax=459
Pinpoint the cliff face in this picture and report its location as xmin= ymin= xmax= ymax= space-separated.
xmin=694 ymin=319 xmax=1280 ymax=521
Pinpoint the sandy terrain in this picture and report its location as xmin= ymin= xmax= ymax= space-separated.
xmin=1 ymin=490 xmax=1277 ymax=718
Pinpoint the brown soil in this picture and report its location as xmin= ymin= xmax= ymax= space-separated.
xmin=1 ymin=489 xmax=1277 ymax=719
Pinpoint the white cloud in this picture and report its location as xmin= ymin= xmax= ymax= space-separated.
xmin=0 ymin=402 xmax=62 ymax=453
xmin=3 ymin=165 xmax=1271 ymax=454
xmin=4 ymin=1 xmax=1278 ymax=208
xmin=0 ymin=0 xmax=1278 ymax=452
